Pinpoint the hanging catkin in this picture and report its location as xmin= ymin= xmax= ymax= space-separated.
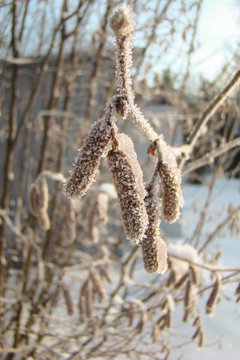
xmin=205 ymin=276 xmax=221 ymax=316
xmin=157 ymin=139 xmax=184 ymax=223
xmin=29 ymin=175 xmax=50 ymax=230
xmin=64 ymin=105 xmax=116 ymax=199
xmin=107 ymin=133 xmax=148 ymax=243
xmin=140 ymin=180 xmax=168 ymax=274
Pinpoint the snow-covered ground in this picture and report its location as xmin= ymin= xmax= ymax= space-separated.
xmin=175 ymin=176 xmax=240 ymax=360
xmin=52 ymin=177 xmax=240 ymax=359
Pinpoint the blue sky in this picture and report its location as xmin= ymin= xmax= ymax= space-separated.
xmin=0 ymin=0 xmax=238 ymax=85
xmin=192 ymin=0 xmax=238 ymax=80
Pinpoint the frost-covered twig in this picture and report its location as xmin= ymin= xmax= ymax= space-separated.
xmin=64 ymin=4 xmax=184 ymax=273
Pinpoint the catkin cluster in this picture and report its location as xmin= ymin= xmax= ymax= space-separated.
xmin=64 ymin=5 xmax=183 ymax=274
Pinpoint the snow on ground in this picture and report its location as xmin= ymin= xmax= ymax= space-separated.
xmin=175 ymin=176 xmax=240 ymax=360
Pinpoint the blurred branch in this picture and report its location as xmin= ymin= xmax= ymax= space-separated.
xmin=199 ymin=205 xmax=240 ymax=254
xmin=183 ymin=137 xmax=240 ymax=175
xmin=188 ymin=68 xmax=240 ymax=148
xmin=0 ymin=56 xmax=37 ymax=64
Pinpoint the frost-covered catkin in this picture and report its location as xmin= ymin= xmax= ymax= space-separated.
xmin=107 ymin=133 xmax=148 ymax=243
xmin=157 ymin=139 xmax=183 ymax=223
xmin=64 ymin=107 xmax=115 ymax=199
xmin=140 ymin=180 xmax=168 ymax=274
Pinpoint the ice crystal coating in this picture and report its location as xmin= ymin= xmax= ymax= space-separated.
xmin=157 ymin=139 xmax=184 ymax=223
xmin=140 ymin=182 xmax=168 ymax=274
xmin=107 ymin=133 xmax=148 ymax=243
xmin=110 ymin=6 xmax=135 ymax=105
xmin=116 ymin=133 xmax=146 ymax=197
xmin=64 ymin=111 xmax=115 ymax=199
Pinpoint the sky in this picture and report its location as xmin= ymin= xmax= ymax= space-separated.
xmin=192 ymin=0 xmax=239 ymax=81
xmin=0 ymin=0 xmax=238 ymax=86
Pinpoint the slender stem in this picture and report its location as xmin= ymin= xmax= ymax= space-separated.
xmin=183 ymin=137 xmax=240 ymax=175
xmin=180 ymin=68 xmax=240 ymax=171
xmin=198 ymin=205 xmax=240 ymax=254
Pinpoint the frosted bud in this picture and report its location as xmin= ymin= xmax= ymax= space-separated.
xmin=107 ymin=133 xmax=148 ymax=243
xmin=110 ymin=5 xmax=134 ymax=36
xmin=114 ymin=95 xmax=129 ymax=118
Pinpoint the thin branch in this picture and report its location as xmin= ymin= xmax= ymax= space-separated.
xmin=186 ymin=68 xmax=240 ymax=150
xmin=183 ymin=137 xmax=240 ymax=175
xmin=198 ymin=205 xmax=240 ymax=253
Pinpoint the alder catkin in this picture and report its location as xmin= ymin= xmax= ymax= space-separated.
xmin=184 ymin=280 xmax=197 ymax=314
xmin=29 ymin=184 xmax=40 ymax=216
xmin=107 ymin=133 xmax=148 ymax=243
xmin=90 ymin=270 xmax=106 ymax=302
xmin=62 ymin=282 xmax=74 ymax=316
xmin=99 ymin=266 xmax=113 ymax=284
xmin=140 ymin=181 xmax=168 ymax=274
xmin=64 ymin=108 xmax=115 ymax=199
xmin=206 ymin=277 xmax=221 ymax=316
xmin=157 ymin=139 xmax=183 ymax=223
xmin=29 ymin=175 xmax=50 ymax=230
